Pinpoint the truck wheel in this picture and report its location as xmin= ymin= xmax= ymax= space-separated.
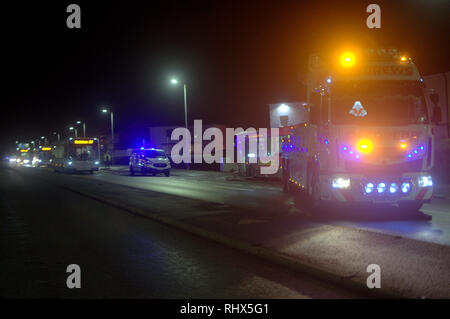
xmin=129 ymin=166 xmax=134 ymax=176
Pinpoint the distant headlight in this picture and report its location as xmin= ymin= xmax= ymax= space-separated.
xmin=418 ymin=176 xmax=432 ymax=187
xmin=68 ymin=161 xmax=73 ymax=165
xmin=23 ymin=159 xmax=30 ymax=164
xmin=9 ymin=158 xmax=15 ymax=163
xmin=95 ymin=161 xmax=99 ymax=165
xmin=332 ymin=177 xmax=351 ymax=189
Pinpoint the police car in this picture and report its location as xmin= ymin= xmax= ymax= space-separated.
xmin=129 ymin=148 xmax=171 ymax=176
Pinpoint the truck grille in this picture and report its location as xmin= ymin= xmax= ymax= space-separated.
xmin=345 ymin=159 xmax=422 ymax=174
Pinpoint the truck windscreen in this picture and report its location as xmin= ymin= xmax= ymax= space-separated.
xmin=331 ymin=81 xmax=428 ymax=126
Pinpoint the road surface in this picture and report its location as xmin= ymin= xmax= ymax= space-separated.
xmin=0 ymin=165 xmax=356 ymax=298
xmin=86 ymin=166 xmax=450 ymax=246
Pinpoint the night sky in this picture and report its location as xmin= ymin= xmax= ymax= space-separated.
xmin=2 ymin=0 xmax=450 ymax=153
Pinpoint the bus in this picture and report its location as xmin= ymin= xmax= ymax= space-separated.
xmin=52 ymin=138 xmax=100 ymax=174
xmin=33 ymin=146 xmax=53 ymax=167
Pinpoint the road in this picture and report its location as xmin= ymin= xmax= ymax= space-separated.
xmin=88 ymin=166 xmax=450 ymax=246
xmin=0 ymin=165 xmax=355 ymax=298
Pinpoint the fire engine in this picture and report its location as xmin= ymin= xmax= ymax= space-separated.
xmin=282 ymin=48 xmax=441 ymax=212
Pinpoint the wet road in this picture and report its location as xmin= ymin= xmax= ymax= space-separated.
xmin=0 ymin=166 xmax=354 ymax=298
xmin=86 ymin=166 xmax=450 ymax=246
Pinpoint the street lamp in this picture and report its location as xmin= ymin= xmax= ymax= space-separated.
xmin=53 ymin=132 xmax=60 ymax=142
xmin=76 ymin=120 xmax=87 ymax=137
xmin=170 ymin=78 xmax=189 ymax=169
xmin=101 ymin=107 xmax=115 ymax=163
xmin=69 ymin=126 xmax=78 ymax=138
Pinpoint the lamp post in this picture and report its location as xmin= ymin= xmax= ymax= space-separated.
xmin=170 ymin=78 xmax=189 ymax=170
xmin=76 ymin=120 xmax=87 ymax=137
xmin=53 ymin=132 xmax=60 ymax=142
xmin=101 ymin=107 xmax=115 ymax=163
xmin=69 ymin=126 xmax=78 ymax=138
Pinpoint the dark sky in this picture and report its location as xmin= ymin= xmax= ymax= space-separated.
xmin=2 ymin=0 xmax=450 ymax=153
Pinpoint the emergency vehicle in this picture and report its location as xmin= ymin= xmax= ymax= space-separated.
xmin=282 ymin=48 xmax=441 ymax=212
xmin=52 ymin=138 xmax=100 ymax=173
xmin=129 ymin=148 xmax=171 ymax=176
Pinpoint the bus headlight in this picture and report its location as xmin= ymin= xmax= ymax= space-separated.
xmin=418 ymin=176 xmax=432 ymax=187
xmin=332 ymin=177 xmax=351 ymax=189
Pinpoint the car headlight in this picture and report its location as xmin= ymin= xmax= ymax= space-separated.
xmin=418 ymin=176 xmax=432 ymax=187
xmin=68 ymin=161 xmax=73 ymax=165
xmin=332 ymin=177 xmax=351 ymax=189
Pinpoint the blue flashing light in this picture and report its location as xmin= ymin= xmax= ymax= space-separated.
xmin=349 ymin=151 xmax=353 ymax=155
xmin=413 ymin=149 xmax=418 ymax=154
xmin=355 ymin=154 xmax=360 ymax=159
xmin=408 ymin=154 xmax=412 ymax=158
xmin=324 ymin=139 xmax=329 ymax=145
xmin=343 ymin=146 xmax=348 ymax=151
xmin=140 ymin=147 xmax=145 ymax=150
xmin=420 ymin=146 xmax=424 ymax=150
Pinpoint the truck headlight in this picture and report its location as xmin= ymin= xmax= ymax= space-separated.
xmin=364 ymin=182 xmax=374 ymax=194
xmin=418 ymin=176 xmax=432 ymax=187
xmin=377 ymin=182 xmax=386 ymax=193
xmin=401 ymin=182 xmax=411 ymax=193
xmin=332 ymin=177 xmax=351 ymax=189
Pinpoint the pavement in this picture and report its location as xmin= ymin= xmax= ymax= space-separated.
xmin=11 ymin=164 xmax=450 ymax=298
